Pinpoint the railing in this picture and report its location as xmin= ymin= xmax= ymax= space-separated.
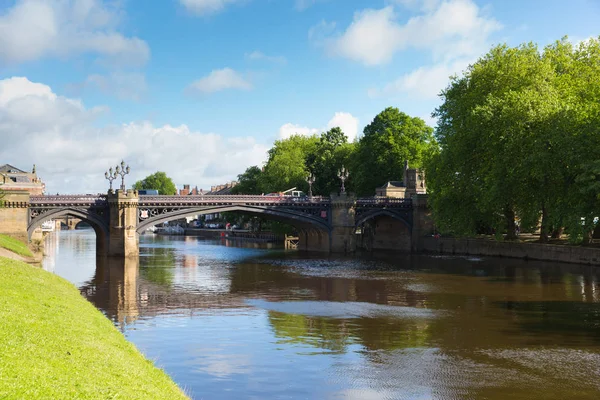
xmin=356 ymin=197 xmax=412 ymax=206
xmin=29 ymin=194 xmax=412 ymax=206
xmin=138 ymin=195 xmax=330 ymax=204
xmin=30 ymin=195 xmax=107 ymax=204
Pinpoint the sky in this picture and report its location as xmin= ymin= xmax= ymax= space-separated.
xmin=0 ymin=0 xmax=598 ymax=194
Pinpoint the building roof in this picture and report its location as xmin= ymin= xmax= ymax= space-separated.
xmin=0 ymin=164 xmax=28 ymax=174
xmin=380 ymin=181 xmax=405 ymax=188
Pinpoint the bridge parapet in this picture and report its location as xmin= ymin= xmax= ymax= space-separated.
xmin=138 ymin=195 xmax=330 ymax=205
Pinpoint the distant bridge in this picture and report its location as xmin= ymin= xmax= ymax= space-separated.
xmin=1 ymin=190 xmax=431 ymax=257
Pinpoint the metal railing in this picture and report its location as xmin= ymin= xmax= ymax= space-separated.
xmin=138 ymin=195 xmax=330 ymax=204
xmin=30 ymin=194 xmax=107 ymax=204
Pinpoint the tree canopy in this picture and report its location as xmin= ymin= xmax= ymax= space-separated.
xmin=132 ymin=171 xmax=177 ymax=195
xmin=427 ymin=37 xmax=600 ymax=243
xmin=351 ymin=107 xmax=437 ymax=196
xmin=230 ymin=166 xmax=263 ymax=195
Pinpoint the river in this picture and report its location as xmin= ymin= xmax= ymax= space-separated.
xmin=42 ymin=229 xmax=600 ymax=399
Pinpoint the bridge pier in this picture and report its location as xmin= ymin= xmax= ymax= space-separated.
xmin=329 ymin=194 xmax=356 ymax=253
xmin=107 ymin=190 xmax=139 ymax=258
xmin=411 ymin=194 xmax=434 ymax=252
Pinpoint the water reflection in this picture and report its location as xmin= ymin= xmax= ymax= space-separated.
xmin=43 ymin=231 xmax=600 ymax=399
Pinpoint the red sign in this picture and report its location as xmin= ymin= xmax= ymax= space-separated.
xmin=321 ymin=211 xmax=327 ymax=218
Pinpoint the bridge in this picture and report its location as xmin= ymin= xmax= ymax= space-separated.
xmin=0 ymin=189 xmax=432 ymax=257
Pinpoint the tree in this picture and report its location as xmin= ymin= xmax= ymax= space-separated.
xmin=132 ymin=171 xmax=177 ymax=195
xmin=260 ymin=134 xmax=319 ymax=193
xmin=352 ymin=107 xmax=436 ymax=196
xmin=427 ymin=37 xmax=600 ymax=241
xmin=231 ymin=166 xmax=263 ymax=195
xmin=306 ymin=127 xmax=356 ymax=195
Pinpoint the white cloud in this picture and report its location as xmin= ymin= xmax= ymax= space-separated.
xmin=84 ymin=72 xmax=148 ymax=101
xmin=188 ymin=68 xmax=252 ymax=94
xmin=179 ymin=0 xmax=241 ymax=15
xmin=370 ymin=58 xmax=471 ymax=100
xmin=326 ymin=112 xmax=360 ymax=141
xmin=0 ymin=77 xmax=268 ymax=193
xmin=312 ymin=0 xmax=501 ymax=66
xmin=279 ymin=112 xmax=360 ymax=142
xmin=278 ymin=123 xmax=320 ymax=139
xmin=245 ymin=51 xmax=287 ymax=65
xmin=0 ymin=0 xmax=149 ymax=66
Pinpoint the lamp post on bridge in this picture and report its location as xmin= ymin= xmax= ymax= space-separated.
xmin=104 ymin=167 xmax=117 ymax=191
xmin=306 ymin=173 xmax=315 ymax=198
xmin=115 ymin=160 xmax=131 ymax=192
xmin=338 ymin=166 xmax=348 ymax=195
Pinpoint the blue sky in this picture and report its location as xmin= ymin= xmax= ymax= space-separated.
xmin=1 ymin=0 xmax=599 ymax=193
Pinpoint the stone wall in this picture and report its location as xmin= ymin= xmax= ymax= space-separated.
xmin=421 ymin=237 xmax=600 ymax=266
xmin=0 ymin=190 xmax=30 ymax=242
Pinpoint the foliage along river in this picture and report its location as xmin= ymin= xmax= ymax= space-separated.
xmin=42 ymin=229 xmax=600 ymax=400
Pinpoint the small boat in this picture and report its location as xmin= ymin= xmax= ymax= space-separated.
xmin=41 ymin=220 xmax=55 ymax=232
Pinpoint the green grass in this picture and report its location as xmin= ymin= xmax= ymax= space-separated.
xmin=0 ymin=257 xmax=189 ymax=399
xmin=0 ymin=234 xmax=33 ymax=258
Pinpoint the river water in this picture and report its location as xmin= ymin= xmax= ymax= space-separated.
xmin=43 ymin=229 xmax=600 ymax=400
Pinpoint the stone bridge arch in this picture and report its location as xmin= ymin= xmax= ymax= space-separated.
xmin=136 ymin=204 xmax=332 ymax=251
xmin=28 ymin=207 xmax=109 ymax=254
xmin=355 ymin=207 xmax=413 ymax=253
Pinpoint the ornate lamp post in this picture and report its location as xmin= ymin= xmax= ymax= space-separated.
xmin=115 ymin=160 xmax=131 ymax=191
xmin=306 ymin=173 xmax=315 ymax=198
xmin=104 ymin=167 xmax=117 ymax=191
xmin=338 ymin=166 xmax=348 ymax=194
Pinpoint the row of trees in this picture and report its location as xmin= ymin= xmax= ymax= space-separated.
xmin=134 ymin=37 xmax=600 ymax=244
xmin=232 ymin=107 xmax=437 ymax=197
xmin=427 ymin=37 xmax=600 ymax=243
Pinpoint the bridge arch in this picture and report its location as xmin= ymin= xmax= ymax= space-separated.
xmin=355 ymin=209 xmax=412 ymax=230
xmin=355 ymin=209 xmax=412 ymax=252
xmin=28 ymin=208 xmax=109 ymax=254
xmin=137 ymin=204 xmax=331 ymax=235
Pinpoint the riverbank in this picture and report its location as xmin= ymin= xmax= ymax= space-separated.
xmin=0 ymin=257 xmax=188 ymax=399
xmin=0 ymin=233 xmax=43 ymax=263
xmin=421 ymin=237 xmax=600 ymax=266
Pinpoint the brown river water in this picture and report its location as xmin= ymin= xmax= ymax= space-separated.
xmin=43 ymin=229 xmax=600 ymax=400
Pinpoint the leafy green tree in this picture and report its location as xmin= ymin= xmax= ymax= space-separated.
xmin=231 ymin=166 xmax=264 ymax=195
xmin=261 ymin=134 xmax=319 ymax=193
xmin=132 ymin=171 xmax=177 ymax=195
xmin=352 ymin=107 xmax=436 ymax=196
xmin=428 ymin=37 xmax=600 ymax=241
xmin=306 ymin=127 xmax=356 ymax=195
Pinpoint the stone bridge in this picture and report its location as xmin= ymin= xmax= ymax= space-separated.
xmin=0 ymin=189 xmax=432 ymax=257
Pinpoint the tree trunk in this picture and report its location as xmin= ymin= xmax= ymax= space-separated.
xmin=551 ymin=226 xmax=564 ymax=239
xmin=583 ymin=228 xmax=593 ymax=246
xmin=539 ymin=206 xmax=549 ymax=243
xmin=504 ymin=206 xmax=517 ymax=241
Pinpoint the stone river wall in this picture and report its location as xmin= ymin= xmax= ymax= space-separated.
xmin=421 ymin=237 xmax=600 ymax=266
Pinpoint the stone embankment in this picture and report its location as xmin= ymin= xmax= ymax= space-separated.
xmin=421 ymin=237 xmax=600 ymax=266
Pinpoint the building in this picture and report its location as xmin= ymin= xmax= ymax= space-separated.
xmin=179 ymin=184 xmax=201 ymax=196
xmin=0 ymin=164 xmax=45 ymax=195
xmin=207 ymin=181 xmax=238 ymax=195
xmin=375 ymin=161 xmax=426 ymax=199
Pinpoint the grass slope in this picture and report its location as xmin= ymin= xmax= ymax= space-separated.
xmin=0 ymin=257 xmax=188 ymax=400
xmin=0 ymin=234 xmax=33 ymax=258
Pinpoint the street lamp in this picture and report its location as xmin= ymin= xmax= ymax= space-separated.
xmin=338 ymin=166 xmax=348 ymax=194
xmin=104 ymin=167 xmax=117 ymax=191
xmin=114 ymin=160 xmax=131 ymax=191
xmin=306 ymin=173 xmax=315 ymax=198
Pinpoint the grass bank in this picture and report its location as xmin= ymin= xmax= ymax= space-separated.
xmin=0 ymin=234 xmax=33 ymax=258
xmin=0 ymin=257 xmax=188 ymax=399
